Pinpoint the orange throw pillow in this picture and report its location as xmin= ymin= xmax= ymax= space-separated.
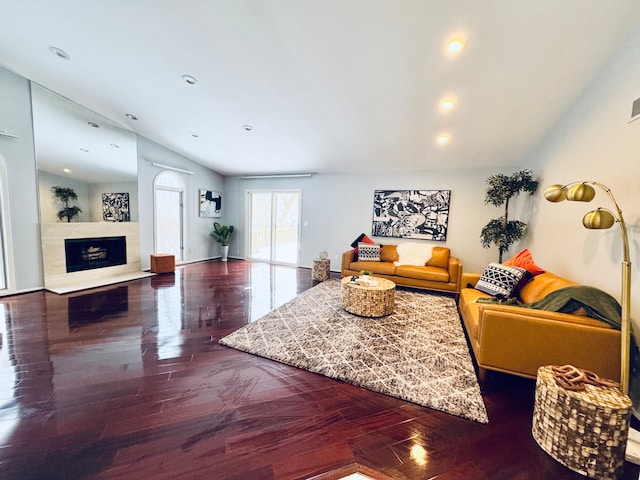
xmin=503 ymin=248 xmax=545 ymax=276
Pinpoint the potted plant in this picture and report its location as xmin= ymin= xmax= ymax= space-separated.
xmin=480 ymin=170 xmax=538 ymax=262
xmin=51 ymin=186 xmax=82 ymax=222
xmin=209 ymin=222 xmax=234 ymax=261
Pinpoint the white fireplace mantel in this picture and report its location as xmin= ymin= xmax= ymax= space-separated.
xmin=41 ymin=222 xmax=152 ymax=294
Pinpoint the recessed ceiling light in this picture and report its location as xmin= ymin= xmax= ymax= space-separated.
xmin=189 ymin=131 xmax=199 ymax=138
xmin=182 ymin=74 xmax=198 ymax=86
xmin=63 ymin=168 xmax=71 ymax=173
xmin=439 ymin=98 xmax=456 ymax=111
xmin=125 ymin=113 xmax=138 ymax=120
xmin=48 ymin=46 xmax=71 ymax=60
xmin=243 ymin=124 xmax=253 ymax=132
xmin=87 ymin=121 xmax=100 ymax=128
xmin=436 ymin=134 xmax=452 ymax=145
xmin=447 ymin=38 xmax=466 ymax=54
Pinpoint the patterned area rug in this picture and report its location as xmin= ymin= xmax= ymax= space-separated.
xmin=220 ymin=279 xmax=488 ymax=423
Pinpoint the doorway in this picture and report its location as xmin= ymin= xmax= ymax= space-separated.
xmin=246 ymin=190 xmax=301 ymax=265
xmin=154 ymin=171 xmax=184 ymax=261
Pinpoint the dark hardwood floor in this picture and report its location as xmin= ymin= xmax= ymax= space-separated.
xmin=0 ymin=260 xmax=637 ymax=479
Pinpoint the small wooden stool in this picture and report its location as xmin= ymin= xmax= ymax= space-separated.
xmin=150 ymin=253 xmax=175 ymax=273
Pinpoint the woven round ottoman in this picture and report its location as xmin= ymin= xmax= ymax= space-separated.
xmin=341 ymin=276 xmax=395 ymax=317
xmin=532 ymin=365 xmax=632 ymax=479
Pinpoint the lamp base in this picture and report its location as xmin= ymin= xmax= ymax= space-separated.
xmin=627 ymin=426 xmax=640 ymax=464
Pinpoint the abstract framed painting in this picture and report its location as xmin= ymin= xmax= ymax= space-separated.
xmin=372 ymin=189 xmax=450 ymax=241
xmin=102 ymin=193 xmax=130 ymax=222
xmin=199 ymin=190 xmax=222 ymax=218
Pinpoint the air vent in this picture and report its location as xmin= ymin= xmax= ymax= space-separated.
xmin=632 ymin=97 xmax=640 ymax=119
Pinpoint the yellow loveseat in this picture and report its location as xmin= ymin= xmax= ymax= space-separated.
xmin=459 ymin=271 xmax=621 ymax=381
xmin=341 ymin=244 xmax=462 ymax=294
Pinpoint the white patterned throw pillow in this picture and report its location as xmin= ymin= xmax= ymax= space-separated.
xmin=357 ymin=242 xmax=381 ymax=261
xmin=476 ymin=262 xmax=526 ymax=298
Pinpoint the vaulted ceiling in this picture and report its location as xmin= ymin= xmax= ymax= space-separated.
xmin=0 ymin=1 xmax=639 ymax=177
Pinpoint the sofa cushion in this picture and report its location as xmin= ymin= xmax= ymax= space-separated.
xmin=349 ymin=261 xmax=397 ymax=276
xmin=357 ymin=243 xmax=380 ymax=261
xmin=380 ymin=244 xmax=399 ymax=263
xmin=426 ymin=247 xmax=450 ymax=269
xmin=395 ymin=265 xmax=449 ymax=282
xmin=350 ymin=233 xmax=373 ymax=248
xmin=476 ymin=263 xmax=527 ymax=298
xmin=503 ymin=248 xmax=545 ymax=276
xmin=518 ymin=272 xmax=579 ymax=304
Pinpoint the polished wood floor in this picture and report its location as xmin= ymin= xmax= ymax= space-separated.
xmin=0 ymin=260 xmax=637 ymax=479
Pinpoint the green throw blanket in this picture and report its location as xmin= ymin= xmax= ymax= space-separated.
xmin=528 ymin=285 xmax=621 ymax=329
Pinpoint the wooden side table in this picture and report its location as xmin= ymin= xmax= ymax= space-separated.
xmin=312 ymin=258 xmax=330 ymax=281
xmin=532 ymin=365 xmax=632 ymax=479
xmin=341 ymin=276 xmax=395 ymax=317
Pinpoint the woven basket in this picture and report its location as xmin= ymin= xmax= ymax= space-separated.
xmin=532 ymin=365 xmax=632 ymax=479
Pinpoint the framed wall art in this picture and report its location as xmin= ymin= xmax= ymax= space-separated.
xmin=199 ymin=190 xmax=222 ymax=218
xmin=372 ymin=189 xmax=450 ymax=241
xmin=102 ymin=192 xmax=130 ymax=222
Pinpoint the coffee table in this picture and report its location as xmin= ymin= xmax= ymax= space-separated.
xmin=341 ymin=276 xmax=396 ymax=317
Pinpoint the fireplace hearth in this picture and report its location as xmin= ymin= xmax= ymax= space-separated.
xmin=65 ymin=236 xmax=127 ymax=273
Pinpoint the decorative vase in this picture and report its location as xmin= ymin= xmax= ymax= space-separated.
xmin=221 ymin=245 xmax=229 ymax=262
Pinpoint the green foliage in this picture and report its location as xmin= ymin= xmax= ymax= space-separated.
xmin=209 ymin=222 xmax=234 ymax=245
xmin=57 ymin=206 xmax=82 ymax=223
xmin=484 ymin=170 xmax=538 ymax=207
xmin=480 ymin=170 xmax=538 ymax=262
xmin=51 ymin=186 xmax=82 ymax=222
xmin=480 ymin=218 xmax=526 ymax=258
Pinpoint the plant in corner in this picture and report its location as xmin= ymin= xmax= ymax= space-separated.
xmin=51 ymin=186 xmax=82 ymax=222
xmin=209 ymin=222 xmax=234 ymax=262
xmin=480 ymin=170 xmax=539 ymax=262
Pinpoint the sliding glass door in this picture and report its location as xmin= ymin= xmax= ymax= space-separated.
xmin=247 ymin=190 xmax=301 ymax=265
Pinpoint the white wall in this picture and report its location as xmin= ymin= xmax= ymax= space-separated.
xmin=0 ymin=66 xmax=43 ymax=293
xmin=38 ymin=170 xmax=91 ymax=223
xmin=137 ymin=137 xmax=225 ymax=270
xmin=527 ymin=22 xmax=640 ymax=322
xmin=223 ymin=167 xmax=536 ymax=273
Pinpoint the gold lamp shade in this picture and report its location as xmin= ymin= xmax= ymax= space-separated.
xmin=583 ymin=208 xmax=616 ymax=230
xmin=543 ymin=184 xmax=567 ymax=202
xmin=566 ymin=183 xmax=596 ymax=202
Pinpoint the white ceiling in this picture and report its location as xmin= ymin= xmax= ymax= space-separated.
xmin=0 ymin=0 xmax=639 ymax=177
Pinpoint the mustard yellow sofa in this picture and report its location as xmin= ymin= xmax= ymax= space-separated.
xmin=341 ymin=244 xmax=462 ymax=294
xmin=459 ymin=271 xmax=621 ymax=381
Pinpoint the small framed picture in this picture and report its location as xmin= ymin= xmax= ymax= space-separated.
xmin=199 ymin=190 xmax=222 ymax=218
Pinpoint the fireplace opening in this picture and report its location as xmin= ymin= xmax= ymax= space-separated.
xmin=65 ymin=236 xmax=127 ymax=273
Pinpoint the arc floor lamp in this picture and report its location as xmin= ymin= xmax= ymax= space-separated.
xmin=544 ymin=181 xmax=631 ymax=395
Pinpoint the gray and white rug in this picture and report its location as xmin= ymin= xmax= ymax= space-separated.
xmin=220 ymin=279 xmax=488 ymax=423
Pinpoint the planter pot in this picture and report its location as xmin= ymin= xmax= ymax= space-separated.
xmin=221 ymin=245 xmax=229 ymax=262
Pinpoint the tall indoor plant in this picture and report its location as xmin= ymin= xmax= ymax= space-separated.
xmin=480 ymin=170 xmax=538 ymax=262
xmin=209 ymin=222 xmax=234 ymax=261
xmin=51 ymin=185 xmax=82 ymax=222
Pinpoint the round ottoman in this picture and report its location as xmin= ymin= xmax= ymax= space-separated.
xmin=532 ymin=365 xmax=632 ymax=479
xmin=341 ymin=276 xmax=395 ymax=317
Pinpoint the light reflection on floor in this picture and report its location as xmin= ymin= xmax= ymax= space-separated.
xmin=247 ymin=262 xmax=300 ymax=322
